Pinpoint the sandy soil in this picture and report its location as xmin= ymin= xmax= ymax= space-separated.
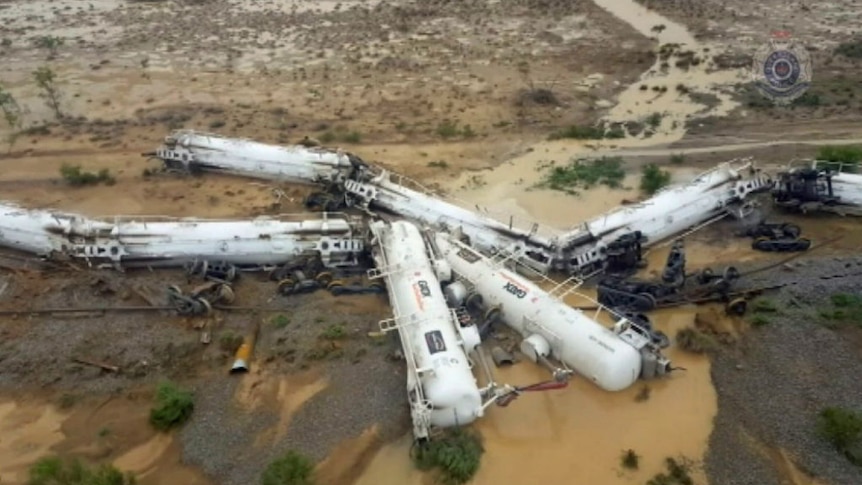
xmin=1 ymin=0 xmax=861 ymax=485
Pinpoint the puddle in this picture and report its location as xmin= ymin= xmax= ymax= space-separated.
xmin=356 ymin=305 xmax=716 ymax=485
xmin=0 ymin=393 xmax=212 ymax=485
xmin=0 ymin=401 xmax=69 ymax=484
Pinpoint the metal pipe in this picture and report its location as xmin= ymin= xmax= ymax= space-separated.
xmin=230 ymin=321 xmax=261 ymax=374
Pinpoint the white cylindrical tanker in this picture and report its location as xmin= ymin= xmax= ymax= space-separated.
xmin=345 ymin=169 xmax=556 ymax=273
xmin=554 ymin=160 xmax=773 ymax=274
xmin=369 ymin=219 xmax=484 ymax=439
xmin=829 ymin=171 xmax=862 ymax=208
xmin=0 ymin=201 xmax=364 ymax=269
xmin=147 ymin=130 xmax=364 ymax=185
xmin=435 ymin=232 xmax=672 ymax=392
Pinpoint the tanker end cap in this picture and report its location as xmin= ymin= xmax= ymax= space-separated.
xmin=229 ymin=359 xmax=249 ymax=374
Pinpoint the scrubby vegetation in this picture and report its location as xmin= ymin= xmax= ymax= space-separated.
xmin=675 ymin=327 xmax=717 ymax=354
xmin=817 ymin=407 xmax=862 ymax=466
xmin=60 ymin=164 xmax=115 ymax=186
xmin=815 ymin=145 xmax=862 ymax=173
xmin=548 ymin=123 xmax=624 ymax=140
xmin=835 ymin=39 xmax=862 ymax=59
xmin=28 ymin=456 xmax=137 ymax=485
xmin=818 ymin=293 xmax=862 ymax=327
xmin=534 ymin=156 xmax=626 ymax=195
xmin=640 ymin=163 xmax=671 ymax=195
xmin=645 ymin=457 xmax=694 ymax=485
xmin=262 ymin=450 xmax=315 ymax=485
xmin=620 ymin=449 xmax=639 ymax=469
xmin=413 ymin=428 xmax=484 ymax=485
xmin=149 ymin=381 xmax=194 ymax=431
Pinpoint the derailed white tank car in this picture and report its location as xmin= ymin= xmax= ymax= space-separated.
xmin=435 ymin=232 xmax=673 ymax=392
xmin=773 ymin=160 xmax=862 ymax=216
xmin=346 ymin=168 xmax=556 ymax=273
xmin=552 ymin=159 xmax=773 ymax=274
xmin=368 ymin=219 xmax=489 ymax=440
xmin=0 ymin=201 xmax=365 ymax=270
xmin=146 ymin=130 xmax=366 ymax=185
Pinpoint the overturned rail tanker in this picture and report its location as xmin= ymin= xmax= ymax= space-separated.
xmin=0 ymin=201 xmax=365 ymax=270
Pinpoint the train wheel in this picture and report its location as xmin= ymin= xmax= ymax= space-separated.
xmin=217 ymin=284 xmax=235 ymax=304
xmin=327 ymin=279 xmax=345 ymax=291
xmin=637 ymin=292 xmax=657 ymax=311
xmin=368 ymin=281 xmax=385 ymax=293
xmin=465 ymin=292 xmax=484 ymax=311
xmin=484 ymin=307 xmax=501 ymax=325
xmin=316 ymin=271 xmax=334 ymax=286
xmin=723 ymin=266 xmax=740 ymax=282
xmin=752 ymin=237 xmax=773 ymax=252
xmin=697 ymin=268 xmax=714 ymax=285
xmin=780 ymin=223 xmax=802 ymax=239
xmin=794 ymin=238 xmax=812 ymax=251
xmin=277 ymin=278 xmax=297 ymax=295
xmin=725 ymin=298 xmax=747 ymax=316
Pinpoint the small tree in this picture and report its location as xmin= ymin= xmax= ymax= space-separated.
xmin=640 ymin=163 xmax=672 ymax=195
xmin=0 ymin=84 xmax=23 ymax=149
xmin=262 ymin=451 xmax=315 ymax=485
xmin=33 ymin=66 xmax=63 ymax=120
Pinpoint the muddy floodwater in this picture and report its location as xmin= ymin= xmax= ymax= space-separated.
xmin=357 ymin=304 xmax=717 ymax=485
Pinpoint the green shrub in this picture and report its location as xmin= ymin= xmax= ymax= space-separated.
xmin=817 ymin=407 xmax=862 ymax=466
xmin=28 ymin=456 xmax=136 ymax=485
xmin=816 ymin=145 xmax=862 ymax=173
xmin=60 ymin=164 xmax=115 ymax=186
xmin=620 ymin=449 xmax=639 ymax=469
xmin=149 ymin=381 xmax=194 ymax=431
xmin=548 ymin=124 xmax=605 ymax=140
xmin=413 ymin=428 xmax=484 ymax=485
xmin=262 ymin=451 xmax=315 ymax=485
xmin=640 ymin=163 xmax=671 ymax=195
xmin=534 ymin=156 xmax=626 ymax=195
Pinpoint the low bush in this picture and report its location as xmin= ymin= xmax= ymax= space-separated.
xmin=149 ymin=381 xmax=194 ymax=431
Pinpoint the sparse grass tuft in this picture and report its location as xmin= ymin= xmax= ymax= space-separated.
xmin=547 ymin=124 xmax=605 ymax=140
xmin=675 ymin=328 xmax=716 ymax=353
xmin=60 ymin=164 xmax=115 ymax=186
xmin=640 ymin=163 xmax=671 ymax=195
xmin=272 ymin=314 xmax=291 ymax=329
xmin=427 ymin=160 xmax=449 ymax=169
xmin=320 ymin=324 xmax=347 ymax=340
xmin=645 ymin=457 xmax=694 ymax=485
xmin=413 ymin=428 xmax=484 ymax=485
xmin=670 ymin=153 xmax=685 ymax=164
xmin=534 ymin=156 xmax=625 ymax=195
xmin=817 ymin=407 xmax=862 ymax=466
xmin=28 ymin=456 xmax=137 ymax=485
xmin=835 ymin=39 xmax=862 ymax=59
xmin=262 ymin=450 xmax=315 ymax=485
xmin=149 ymin=381 xmax=194 ymax=432
xmin=621 ymin=449 xmax=639 ymax=469
xmin=218 ymin=331 xmax=244 ymax=353
xmin=436 ymin=120 xmax=474 ymax=139
xmin=818 ymin=293 xmax=862 ymax=327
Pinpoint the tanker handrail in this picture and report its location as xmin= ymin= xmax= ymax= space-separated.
xmin=84 ymin=212 xmax=360 ymax=226
xmin=373 ymin=168 xmax=559 ymax=238
xmin=166 ymin=129 xmax=347 ymax=156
